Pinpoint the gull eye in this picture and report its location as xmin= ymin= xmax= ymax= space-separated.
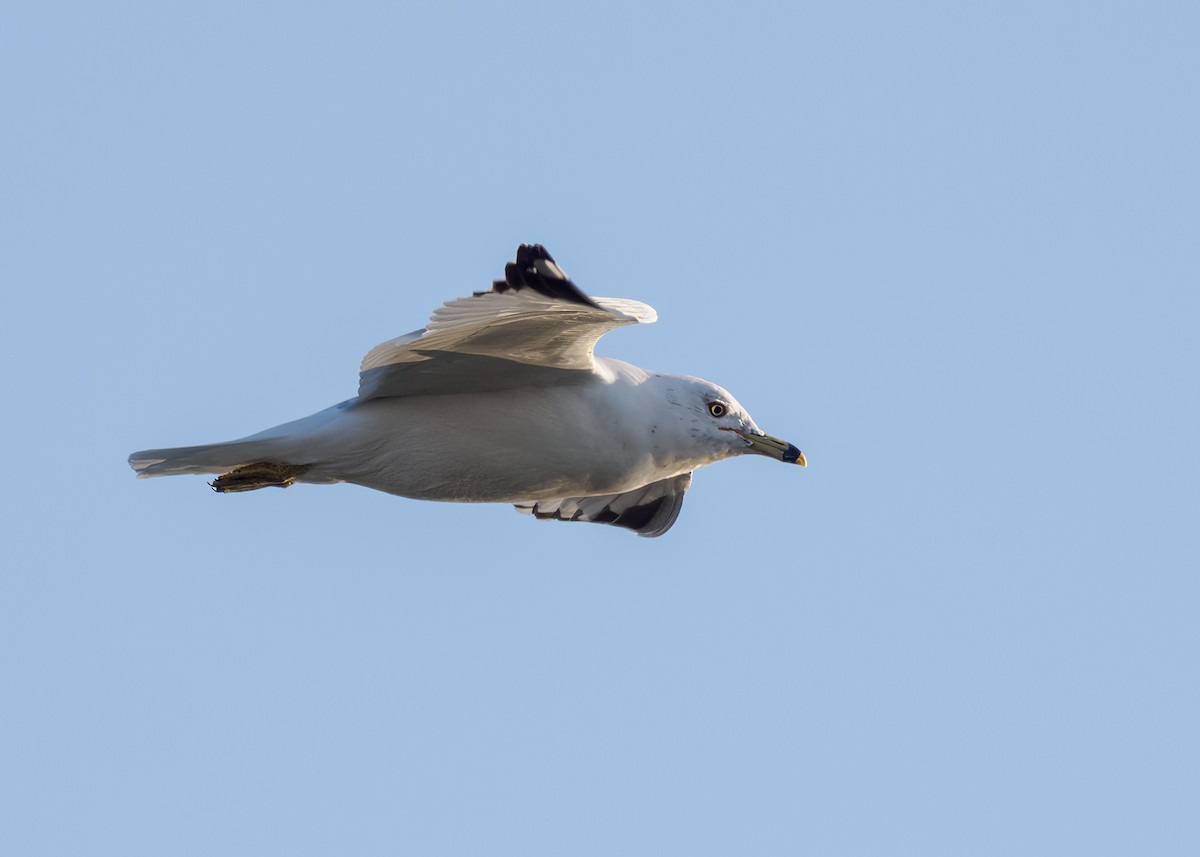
xmin=707 ymin=402 xmax=727 ymax=418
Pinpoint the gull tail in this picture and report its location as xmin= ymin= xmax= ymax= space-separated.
xmin=128 ymin=401 xmax=352 ymax=490
xmin=128 ymin=437 xmax=298 ymax=479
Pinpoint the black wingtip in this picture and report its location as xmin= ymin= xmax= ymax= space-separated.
xmin=530 ymin=493 xmax=674 ymax=537
xmin=490 ymin=243 xmax=599 ymax=308
xmin=517 ymin=243 xmax=556 ymax=266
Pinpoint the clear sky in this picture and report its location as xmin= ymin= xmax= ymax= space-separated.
xmin=2 ymin=2 xmax=1197 ymax=855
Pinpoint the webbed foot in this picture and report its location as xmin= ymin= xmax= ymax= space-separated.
xmin=210 ymin=462 xmax=309 ymax=493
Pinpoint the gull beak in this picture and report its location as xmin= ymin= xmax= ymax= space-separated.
xmin=731 ymin=428 xmax=807 ymax=466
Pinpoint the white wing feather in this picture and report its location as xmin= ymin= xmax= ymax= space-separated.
xmin=360 ymin=293 xmax=656 ymax=373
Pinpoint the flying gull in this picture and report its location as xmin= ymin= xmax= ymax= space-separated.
xmin=129 ymin=244 xmax=806 ymax=536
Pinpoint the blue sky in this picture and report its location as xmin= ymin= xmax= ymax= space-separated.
xmin=2 ymin=2 xmax=1197 ymax=855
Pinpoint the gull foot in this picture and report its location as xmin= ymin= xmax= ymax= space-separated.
xmin=210 ymin=462 xmax=309 ymax=493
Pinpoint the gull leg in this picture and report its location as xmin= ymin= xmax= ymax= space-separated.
xmin=210 ymin=462 xmax=309 ymax=493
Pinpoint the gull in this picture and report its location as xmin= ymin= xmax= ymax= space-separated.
xmin=129 ymin=244 xmax=806 ymax=536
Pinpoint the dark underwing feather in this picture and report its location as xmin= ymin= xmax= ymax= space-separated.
xmin=514 ymin=473 xmax=693 ymax=538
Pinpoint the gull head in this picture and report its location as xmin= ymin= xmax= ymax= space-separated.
xmin=662 ymin=375 xmax=806 ymax=468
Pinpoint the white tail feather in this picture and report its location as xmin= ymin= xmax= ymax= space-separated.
xmin=129 ymin=437 xmax=296 ymax=478
xmin=128 ymin=400 xmax=353 ymax=479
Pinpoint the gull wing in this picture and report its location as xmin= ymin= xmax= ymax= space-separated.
xmin=358 ymin=244 xmax=656 ymax=400
xmin=513 ymin=473 xmax=693 ymax=538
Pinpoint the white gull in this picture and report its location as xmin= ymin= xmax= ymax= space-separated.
xmin=129 ymin=244 xmax=806 ymax=537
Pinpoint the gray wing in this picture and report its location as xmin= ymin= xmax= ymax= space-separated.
xmin=358 ymin=244 xmax=656 ymax=401
xmin=514 ymin=474 xmax=693 ymax=538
